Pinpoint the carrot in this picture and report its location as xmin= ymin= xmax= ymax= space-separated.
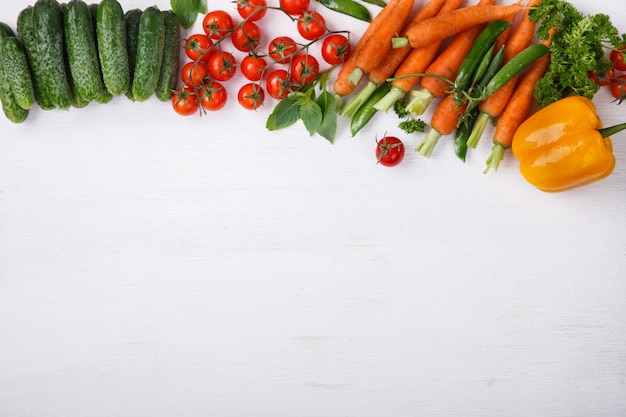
xmin=484 ymin=37 xmax=551 ymax=172
xmin=346 ymin=0 xmax=415 ymax=86
xmin=394 ymin=2 xmax=527 ymax=50
xmin=416 ymin=93 xmax=468 ymax=157
xmin=467 ymin=0 xmax=541 ymax=149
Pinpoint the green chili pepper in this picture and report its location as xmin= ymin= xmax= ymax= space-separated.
xmin=317 ymin=0 xmax=371 ymax=22
xmin=350 ymin=81 xmax=392 ymax=136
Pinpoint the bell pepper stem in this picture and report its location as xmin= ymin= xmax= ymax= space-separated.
xmin=598 ymin=121 xmax=626 ymax=138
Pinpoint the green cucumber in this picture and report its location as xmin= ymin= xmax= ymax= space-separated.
xmin=96 ymin=0 xmax=130 ymax=96
xmin=0 ymin=22 xmax=29 ymax=122
xmin=124 ymin=8 xmax=142 ymax=96
xmin=131 ymin=6 xmax=165 ymax=102
xmin=155 ymin=10 xmax=180 ymax=102
xmin=64 ymin=0 xmax=104 ymax=101
xmin=1 ymin=36 xmax=35 ymax=110
xmin=32 ymin=0 xmax=73 ymax=110
xmin=16 ymin=6 xmax=55 ymax=110
xmin=87 ymin=3 xmax=112 ymax=104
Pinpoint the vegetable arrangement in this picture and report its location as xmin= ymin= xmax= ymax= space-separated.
xmin=1 ymin=0 xmax=626 ymax=193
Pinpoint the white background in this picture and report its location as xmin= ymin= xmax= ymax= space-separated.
xmin=1 ymin=0 xmax=625 ymax=416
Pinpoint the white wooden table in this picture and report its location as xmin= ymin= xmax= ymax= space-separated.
xmin=1 ymin=0 xmax=625 ymax=415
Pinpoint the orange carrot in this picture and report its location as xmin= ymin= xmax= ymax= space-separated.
xmin=347 ymin=0 xmax=415 ymax=86
xmin=397 ymin=2 xmax=527 ymax=50
xmin=416 ymin=93 xmax=468 ymax=157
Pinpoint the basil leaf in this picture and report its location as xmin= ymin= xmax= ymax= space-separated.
xmin=266 ymin=97 xmax=300 ymax=131
xmin=170 ymin=0 xmax=206 ymax=29
xmin=299 ymin=101 xmax=323 ymax=136
xmin=315 ymin=91 xmax=337 ymax=143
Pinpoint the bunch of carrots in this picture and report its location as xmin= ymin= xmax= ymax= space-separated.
xmin=333 ymin=0 xmax=551 ymax=172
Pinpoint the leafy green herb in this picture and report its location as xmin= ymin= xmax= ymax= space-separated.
xmin=394 ymin=100 xmax=426 ymax=134
xmin=266 ymin=69 xmax=338 ymax=143
xmin=529 ymin=0 xmax=626 ymax=107
xmin=170 ymin=0 xmax=207 ymax=29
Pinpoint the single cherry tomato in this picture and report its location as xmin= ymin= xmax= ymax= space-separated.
xmin=171 ymin=87 xmax=199 ymax=116
xmin=202 ymin=10 xmax=234 ymax=39
xmin=376 ymin=136 xmax=405 ymax=167
xmin=238 ymin=82 xmax=265 ymax=110
xmin=181 ymin=61 xmax=208 ymax=87
xmin=610 ymin=46 xmax=626 ymax=71
xmin=207 ymin=51 xmax=237 ymax=81
xmin=280 ymin=0 xmax=310 ymax=16
xmin=200 ymin=81 xmax=228 ymax=111
xmin=296 ymin=11 xmax=326 ymax=41
xmin=241 ymin=55 xmax=267 ymax=81
xmin=290 ymin=54 xmax=319 ymax=85
xmin=230 ymin=21 xmax=262 ymax=52
xmin=266 ymin=69 xmax=294 ymax=99
xmin=321 ymin=34 xmax=350 ymax=65
xmin=184 ymin=33 xmax=214 ymax=63
xmin=610 ymin=74 xmax=626 ymax=100
xmin=268 ymin=36 xmax=298 ymax=64
xmin=237 ymin=0 xmax=267 ymax=21
xmin=588 ymin=68 xmax=615 ymax=87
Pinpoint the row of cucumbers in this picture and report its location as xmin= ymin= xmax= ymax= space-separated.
xmin=0 ymin=0 xmax=181 ymax=124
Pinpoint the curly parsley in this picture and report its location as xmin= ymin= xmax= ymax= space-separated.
xmin=393 ymin=100 xmax=426 ymax=134
xmin=529 ymin=0 xmax=626 ymax=107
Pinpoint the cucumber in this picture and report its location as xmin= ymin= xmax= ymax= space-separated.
xmin=16 ymin=6 xmax=55 ymax=110
xmin=0 ymin=22 xmax=29 ymax=123
xmin=131 ymin=6 xmax=165 ymax=102
xmin=32 ymin=0 xmax=73 ymax=110
xmin=64 ymin=0 xmax=104 ymax=101
xmin=87 ymin=3 xmax=112 ymax=104
xmin=155 ymin=10 xmax=180 ymax=102
xmin=96 ymin=0 xmax=130 ymax=96
xmin=1 ymin=36 xmax=35 ymax=110
xmin=124 ymin=8 xmax=142 ymax=100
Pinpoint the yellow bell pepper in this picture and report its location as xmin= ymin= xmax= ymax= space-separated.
xmin=512 ymin=96 xmax=624 ymax=192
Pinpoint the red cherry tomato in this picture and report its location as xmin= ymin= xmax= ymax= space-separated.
xmin=296 ymin=11 xmax=326 ymax=41
xmin=207 ymin=51 xmax=237 ymax=81
xmin=376 ymin=136 xmax=405 ymax=167
xmin=237 ymin=0 xmax=267 ymax=21
xmin=610 ymin=74 xmax=626 ymax=100
xmin=321 ymin=34 xmax=350 ymax=65
xmin=184 ymin=33 xmax=213 ymax=63
xmin=266 ymin=69 xmax=294 ymax=99
xmin=200 ymin=81 xmax=228 ymax=111
xmin=181 ymin=61 xmax=208 ymax=87
xmin=610 ymin=46 xmax=626 ymax=71
xmin=588 ymin=68 xmax=615 ymax=87
xmin=230 ymin=21 xmax=262 ymax=52
xmin=290 ymin=54 xmax=319 ymax=85
xmin=268 ymin=36 xmax=298 ymax=64
xmin=237 ymin=82 xmax=265 ymax=110
xmin=172 ymin=87 xmax=199 ymax=116
xmin=241 ymin=55 xmax=268 ymax=81
xmin=202 ymin=10 xmax=234 ymax=39
xmin=280 ymin=0 xmax=310 ymax=16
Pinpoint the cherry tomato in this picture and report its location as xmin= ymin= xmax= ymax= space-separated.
xmin=588 ymin=68 xmax=615 ymax=87
xmin=171 ymin=87 xmax=199 ymax=116
xmin=237 ymin=0 xmax=267 ymax=21
xmin=376 ymin=136 xmax=405 ymax=167
xmin=296 ymin=11 xmax=326 ymax=40
xmin=207 ymin=51 xmax=237 ymax=81
xmin=268 ymin=36 xmax=298 ymax=64
xmin=202 ymin=10 xmax=234 ymax=39
xmin=610 ymin=46 xmax=626 ymax=71
xmin=241 ymin=55 xmax=267 ymax=81
xmin=200 ymin=81 xmax=228 ymax=111
xmin=321 ymin=34 xmax=350 ymax=65
xmin=280 ymin=0 xmax=310 ymax=16
xmin=181 ymin=61 xmax=208 ymax=87
xmin=238 ymin=82 xmax=265 ymax=110
xmin=230 ymin=21 xmax=262 ymax=52
xmin=266 ymin=69 xmax=294 ymax=99
xmin=184 ymin=34 xmax=213 ymax=63
xmin=290 ymin=54 xmax=319 ymax=85
xmin=610 ymin=74 xmax=626 ymax=100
